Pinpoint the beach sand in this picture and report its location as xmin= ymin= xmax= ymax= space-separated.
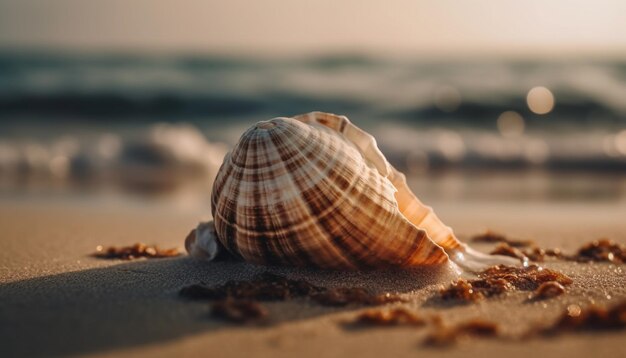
xmin=0 ymin=196 xmax=625 ymax=358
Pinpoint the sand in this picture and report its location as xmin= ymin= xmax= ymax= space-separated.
xmin=0 ymin=196 xmax=625 ymax=358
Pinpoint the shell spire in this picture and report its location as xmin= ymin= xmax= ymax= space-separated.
xmin=186 ymin=112 xmax=518 ymax=271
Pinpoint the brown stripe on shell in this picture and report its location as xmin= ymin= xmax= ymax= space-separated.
xmin=268 ymin=122 xmax=357 ymax=268
xmin=216 ymin=120 xmax=331 ymax=267
xmin=239 ymin=121 xmax=345 ymax=265
xmin=240 ymin=122 xmax=310 ymax=265
xmin=211 ymin=132 xmax=257 ymax=258
xmin=268 ymin=120 xmax=445 ymax=268
xmin=301 ymin=153 xmax=390 ymax=267
xmin=210 ymin=152 xmax=232 ymax=215
xmin=214 ymin=127 xmax=273 ymax=258
xmin=258 ymin=129 xmax=318 ymax=267
xmin=308 ymin=127 xmax=445 ymax=267
xmin=237 ymin=129 xmax=287 ymax=262
xmin=248 ymin=131 xmax=283 ymax=265
xmin=334 ymin=166 xmax=432 ymax=267
xmin=268 ymin=125 xmax=364 ymax=268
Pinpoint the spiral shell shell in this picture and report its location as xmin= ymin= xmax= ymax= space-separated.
xmin=186 ymin=112 xmax=516 ymax=270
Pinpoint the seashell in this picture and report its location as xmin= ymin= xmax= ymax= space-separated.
xmin=185 ymin=112 xmax=517 ymax=271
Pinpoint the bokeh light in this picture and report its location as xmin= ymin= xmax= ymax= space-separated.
xmin=526 ymin=86 xmax=555 ymax=115
xmin=497 ymin=111 xmax=525 ymax=138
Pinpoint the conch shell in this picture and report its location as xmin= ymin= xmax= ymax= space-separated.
xmin=186 ymin=112 xmax=516 ymax=271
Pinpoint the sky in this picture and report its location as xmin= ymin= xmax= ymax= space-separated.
xmin=0 ymin=0 xmax=625 ymax=58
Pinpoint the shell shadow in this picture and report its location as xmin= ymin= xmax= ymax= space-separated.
xmin=0 ymin=257 xmax=456 ymax=357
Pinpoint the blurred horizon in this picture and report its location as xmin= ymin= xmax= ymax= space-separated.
xmin=2 ymin=47 xmax=626 ymax=63
xmin=1 ymin=0 xmax=626 ymax=59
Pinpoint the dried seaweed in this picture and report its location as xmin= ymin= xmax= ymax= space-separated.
xmin=439 ymin=265 xmax=572 ymax=303
xmin=92 ymin=243 xmax=180 ymax=260
xmin=573 ymin=239 xmax=626 ymax=264
xmin=439 ymin=278 xmax=512 ymax=302
xmin=481 ymin=235 xmax=625 ymax=264
xmin=481 ymin=264 xmax=573 ymax=289
xmin=530 ymin=281 xmax=566 ymax=300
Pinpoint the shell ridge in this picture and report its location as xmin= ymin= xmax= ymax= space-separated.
xmin=210 ymin=151 xmax=232 ymax=215
xmin=230 ymin=129 xmax=281 ymax=259
xmin=306 ymin=123 xmax=448 ymax=263
xmin=315 ymin=162 xmax=382 ymax=267
xmin=355 ymin=165 xmax=442 ymax=267
xmin=231 ymin=130 xmax=262 ymax=260
xmin=255 ymin=131 xmax=284 ymax=264
xmin=270 ymin=123 xmax=330 ymax=264
xmin=251 ymin=131 xmax=290 ymax=265
xmin=292 ymin=113 xmax=452 ymax=265
xmin=269 ymin=123 xmax=359 ymax=229
xmin=274 ymin=126 xmax=354 ymax=266
xmin=267 ymin=126 xmax=360 ymax=268
xmin=213 ymin=137 xmax=252 ymax=259
xmin=213 ymin=132 xmax=353 ymax=240
xmin=296 ymin=113 xmax=460 ymax=252
xmin=262 ymin=128 xmax=316 ymax=266
xmin=337 ymin=165 xmax=404 ymax=267
xmin=293 ymin=112 xmax=389 ymax=177
xmin=284 ymin=126 xmax=426 ymax=267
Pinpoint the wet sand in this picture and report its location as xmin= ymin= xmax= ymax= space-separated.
xmin=0 ymin=196 xmax=625 ymax=358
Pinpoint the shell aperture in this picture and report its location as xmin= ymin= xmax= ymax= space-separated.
xmin=185 ymin=112 xmax=518 ymax=271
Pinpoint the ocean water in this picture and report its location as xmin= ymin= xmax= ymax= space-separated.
xmin=0 ymin=52 xmax=625 ymax=202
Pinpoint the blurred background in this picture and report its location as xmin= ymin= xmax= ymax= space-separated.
xmin=1 ymin=0 xmax=625 ymax=211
